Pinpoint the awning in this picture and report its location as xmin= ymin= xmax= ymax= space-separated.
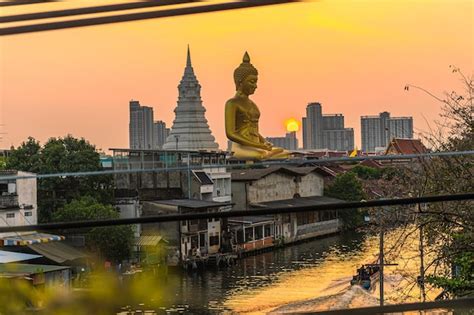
xmin=135 ymin=235 xmax=168 ymax=247
xmin=28 ymin=242 xmax=88 ymax=264
xmin=0 ymin=250 xmax=42 ymax=263
xmin=0 ymin=232 xmax=65 ymax=246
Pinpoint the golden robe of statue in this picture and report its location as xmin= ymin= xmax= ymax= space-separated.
xmin=225 ymin=52 xmax=290 ymax=160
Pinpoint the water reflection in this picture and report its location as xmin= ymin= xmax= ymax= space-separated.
xmin=163 ymin=231 xmax=368 ymax=313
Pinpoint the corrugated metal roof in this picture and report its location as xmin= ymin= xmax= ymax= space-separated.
xmin=0 ymin=251 xmax=41 ymax=263
xmin=151 ymin=199 xmax=230 ymax=209
xmin=28 ymin=242 xmax=88 ymax=264
xmin=1 ymin=232 xmax=65 ymax=246
xmin=249 ymin=195 xmax=344 ymax=209
xmin=228 ymin=215 xmax=274 ymax=225
xmin=135 ymin=235 xmax=168 ymax=246
xmin=230 ymin=166 xmax=335 ymax=181
xmin=0 ymin=263 xmax=69 ymax=275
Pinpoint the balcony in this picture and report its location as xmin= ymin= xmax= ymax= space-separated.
xmin=0 ymin=194 xmax=19 ymax=209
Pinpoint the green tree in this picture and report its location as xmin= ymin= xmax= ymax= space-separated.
xmin=0 ymin=157 xmax=6 ymax=170
xmin=325 ymin=172 xmax=366 ymax=229
xmin=7 ymin=135 xmax=113 ymax=222
xmin=6 ymin=137 xmax=41 ymax=172
xmin=53 ymin=196 xmax=133 ymax=263
xmin=349 ymin=165 xmax=381 ymax=180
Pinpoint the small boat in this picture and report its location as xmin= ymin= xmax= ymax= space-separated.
xmin=350 ymin=263 xmax=380 ymax=290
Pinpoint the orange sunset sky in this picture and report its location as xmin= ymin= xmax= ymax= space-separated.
xmin=1 ymin=0 xmax=472 ymax=152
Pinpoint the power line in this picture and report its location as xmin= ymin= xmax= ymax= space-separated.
xmin=0 ymin=0 xmax=199 ymax=23
xmin=0 ymin=0 xmax=56 ymax=7
xmin=0 ymin=150 xmax=472 ymax=181
xmin=0 ymin=0 xmax=299 ymax=36
xmin=0 ymin=193 xmax=471 ymax=233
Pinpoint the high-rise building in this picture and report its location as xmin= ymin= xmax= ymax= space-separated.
xmin=153 ymin=120 xmax=170 ymax=149
xmin=129 ymin=100 xmax=154 ymax=150
xmin=163 ymin=47 xmax=219 ymax=151
xmin=302 ymin=102 xmax=354 ymax=151
xmin=266 ymin=132 xmax=298 ymax=150
xmin=361 ymin=112 xmax=413 ymax=152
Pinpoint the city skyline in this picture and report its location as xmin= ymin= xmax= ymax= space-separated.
xmin=1 ymin=1 xmax=471 ymax=151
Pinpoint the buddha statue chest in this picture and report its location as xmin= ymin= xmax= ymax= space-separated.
xmin=236 ymin=103 xmax=260 ymax=140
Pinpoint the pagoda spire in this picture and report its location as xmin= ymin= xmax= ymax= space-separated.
xmin=186 ymin=44 xmax=192 ymax=67
xmin=184 ymin=45 xmax=195 ymax=76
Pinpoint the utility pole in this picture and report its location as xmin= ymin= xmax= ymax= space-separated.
xmin=418 ymin=204 xmax=426 ymax=302
xmin=377 ymin=201 xmax=386 ymax=307
xmin=379 ymin=221 xmax=384 ymax=306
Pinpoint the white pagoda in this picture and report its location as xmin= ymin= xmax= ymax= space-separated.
xmin=163 ymin=47 xmax=219 ymax=151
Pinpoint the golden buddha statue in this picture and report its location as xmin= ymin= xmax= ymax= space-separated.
xmin=225 ymin=52 xmax=291 ymax=160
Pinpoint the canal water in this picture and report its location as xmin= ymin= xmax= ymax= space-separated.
xmin=159 ymin=230 xmax=387 ymax=313
xmin=124 ymin=228 xmax=427 ymax=314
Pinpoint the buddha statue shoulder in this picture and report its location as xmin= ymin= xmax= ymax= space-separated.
xmin=225 ymin=52 xmax=291 ymax=160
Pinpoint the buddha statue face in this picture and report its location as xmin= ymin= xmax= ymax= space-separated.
xmin=239 ymin=74 xmax=258 ymax=96
xmin=234 ymin=52 xmax=258 ymax=96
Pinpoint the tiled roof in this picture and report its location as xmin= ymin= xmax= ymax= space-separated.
xmin=386 ymin=138 xmax=428 ymax=155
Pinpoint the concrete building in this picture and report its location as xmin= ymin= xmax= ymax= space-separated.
xmin=0 ymin=171 xmax=37 ymax=238
xmin=111 ymin=148 xmax=231 ymax=204
xmin=141 ymin=199 xmax=229 ymax=263
xmin=302 ymin=102 xmax=354 ymax=151
xmin=361 ymin=112 xmax=413 ymax=152
xmin=110 ymin=148 xmax=231 ymax=263
xmin=163 ymin=47 xmax=219 ymax=151
xmin=153 ymin=120 xmax=170 ymax=149
xmin=322 ymin=129 xmax=354 ymax=152
xmin=129 ymin=100 xmax=154 ymax=150
xmin=266 ymin=132 xmax=298 ymax=150
xmin=229 ymin=166 xmax=341 ymax=252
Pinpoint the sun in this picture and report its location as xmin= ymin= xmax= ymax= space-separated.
xmin=285 ymin=118 xmax=300 ymax=132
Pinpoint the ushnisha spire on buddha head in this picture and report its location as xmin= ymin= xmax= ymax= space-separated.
xmin=233 ymin=52 xmax=259 ymax=90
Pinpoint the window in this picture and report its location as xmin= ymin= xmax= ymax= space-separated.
xmin=245 ymin=227 xmax=253 ymax=242
xmin=264 ymin=224 xmax=273 ymax=237
xmin=6 ymin=213 xmax=15 ymax=219
xmin=209 ymin=234 xmax=219 ymax=246
xmin=198 ymin=219 xmax=207 ymax=230
xmin=236 ymin=229 xmax=244 ymax=244
xmin=0 ymin=183 xmax=7 ymax=194
xmin=321 ymin=210 xmax=335 ymax=221
xmin=255 ymin=226 xmax=263 ymax=240
xmin=199 ymin=233 xmax=206 ymax=248
xmin=297 ymin=212 xmax=316 ymax=226
xmin=181 ymin=220 xmax=187 ymax=227
xmin=24 ymin=212 xmax=32 ymax=217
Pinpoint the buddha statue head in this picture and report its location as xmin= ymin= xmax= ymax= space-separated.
xmin=233 ymin=52 xmax=259 ymax=95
